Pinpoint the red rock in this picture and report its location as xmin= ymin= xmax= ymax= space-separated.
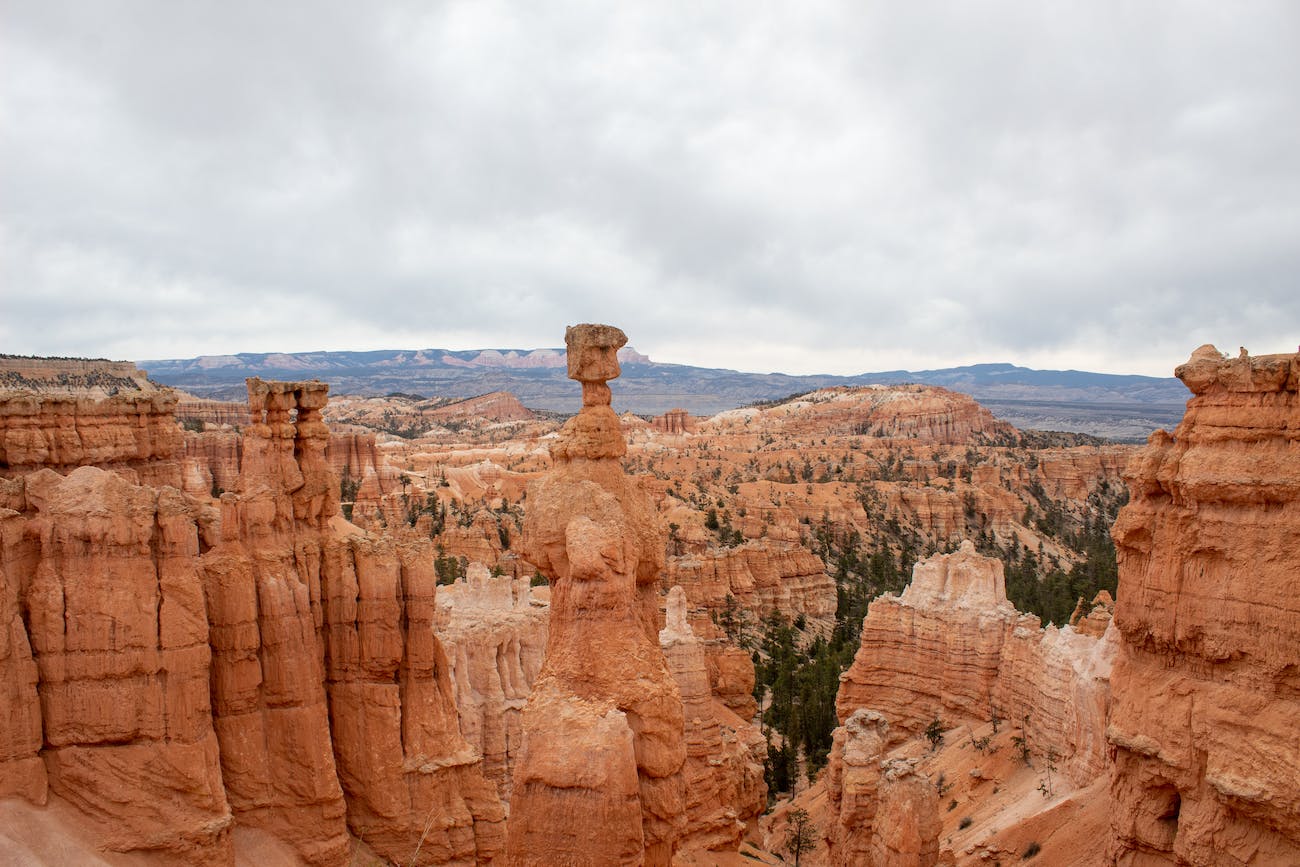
xmin=870 ymin=758 xmax=942 ymax=867
xmin=0 ymin=359 xmax=183 ymax=488
xmin=204 ymin=378 xmax=505 ymax=865
xmin=659 ymin=586 xmax=766 ymax=853
xmin=836 ymin=542 xmax=1116 ymax=786
xmin=652 ymin=409 xmax=694 ymax=435
xmin=0 ymin=494 xmax=47 ymax=805
xmin=824 ymin=709 xmax=890 ymax=866
xmin=1107 ymin=346 xmax=1300 ymax=866
xmin=665 ymin=542 xmax=836 ymax=621
xmin=437 ymin=564 xmax=549 ymax=801
xmin=505 ymin=325 xmax=687 ymax=866
xmin=16 ymin=466 xmax=233 ymax=863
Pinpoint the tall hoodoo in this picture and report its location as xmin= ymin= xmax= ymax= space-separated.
xmin=200 ymin=378 xmax=504 ymax=865
xmin=505 ymin=325 xmax=686 ymax=866
xmin=1106 ymin=345 xmax=1300 ymax=865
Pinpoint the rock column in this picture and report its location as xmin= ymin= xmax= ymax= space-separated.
xmin=1107 ymin=346 xmax=1300 ymax=866
xmin=505 ymin=325 xmax=686 ymax=866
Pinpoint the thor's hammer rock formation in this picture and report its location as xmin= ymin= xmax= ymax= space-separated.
xmin=505 ymin=325 xmax=686 ymax=866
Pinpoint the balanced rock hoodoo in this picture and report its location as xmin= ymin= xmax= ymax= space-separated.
xmin=505 ymin=325 xmax=687 ymax=866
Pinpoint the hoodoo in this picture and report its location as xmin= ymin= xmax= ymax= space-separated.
xmin=1106 ymin=346 xmax=1300 ymax=865
xmin=504 ymin=325 xmax=687 ymax=866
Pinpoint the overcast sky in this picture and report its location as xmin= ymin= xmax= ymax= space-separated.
xmin=2 ymin=2 xmax=1297 ymax=377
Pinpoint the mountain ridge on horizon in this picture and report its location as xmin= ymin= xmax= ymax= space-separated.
xmin=142 ymin=346 xmax=1188 ymax=441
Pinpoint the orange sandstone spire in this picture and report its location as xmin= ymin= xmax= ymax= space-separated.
xmin=505 ymin=324 xmax=686 ymax=866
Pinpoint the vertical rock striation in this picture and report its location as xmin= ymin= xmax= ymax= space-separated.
xmin=658 ymin=585 xmax=766 ymax=853
xmin=198 ymin=379 xmax=351 ymax=864
xmin=201 ymin=378 xmax=504 ymax=865
xmin=4 ymin=466 xmax=233 ymax=863
xmin=437 ymin=564 xmax=549 ymax=802
xmin=836 ymin=541 xmax=1116 ymax=786
xmin=1107 ymin=346 xmax=1300 ymax=866
xmin=1 ymin=366 xmax=508 ymax=865
xmin=505 ymin=325 xmax=686 ymax=866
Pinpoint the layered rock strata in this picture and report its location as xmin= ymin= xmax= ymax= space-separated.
xmin=658 ymin=586 xmax=765 ymax=852
xmin=665 ymin=542 xmax=836 ymax=619
xmin=505 ymin=325 xmax=686 ymax=866
xmin=0 ymin=466 xmax=232 ymax=862
xmin=201 ymin=378 xmax=504 ymax=865
xmin=836 ymin=541 xmax=1116 ymax=786
xmin=824 ymin=710 xmax=942 ymax=867
xmin=1106 ymin=346 xmax=1300 ymax=866
xmin=437 ymin=564 xmax=549 ymax=801
xmin=1 ymin=372 xmax=506 ymax=865
xmin=0 ymin=359 xmax=183 ymax=487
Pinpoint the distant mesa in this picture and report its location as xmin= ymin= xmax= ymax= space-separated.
xmin=140 ymin=346 xmax=1192 ymax=438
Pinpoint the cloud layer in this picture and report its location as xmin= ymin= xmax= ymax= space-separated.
xmin=3 ymin=1 xmax=1297 ymax=376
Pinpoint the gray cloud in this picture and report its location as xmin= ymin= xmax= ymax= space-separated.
xmin=2 ymin=1 xmax=1297 ymax=376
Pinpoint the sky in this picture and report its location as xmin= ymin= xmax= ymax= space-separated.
xmin=2 ymin=2 xmax=1297 ymax=378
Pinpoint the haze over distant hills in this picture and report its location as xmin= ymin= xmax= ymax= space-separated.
xmin=142 ymin=346 xmax=1189 ymax=441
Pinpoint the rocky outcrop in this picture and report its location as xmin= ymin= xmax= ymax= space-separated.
xmin=181 ymin=429 xmax=243 ymax=498
xmin=1107 ymin=346 xmax=1300 ymax=866
xmin=424 ymin=391 xmax=536 ymax=424
xmin=836 ymin=542 xmax=1116 ymax=786
xmin=326 ymin=430 xmax=386 ymax=486
xmin=320 ymin=533 xmax=505 ymax=865
xmin=1069 ymin=589 xmax=1114 ymax=639
xmin=2 ymin=466 xmax=233 ymax=863
xmin=870 ymin=759 xmax=942 ymax=867
xmin=175 ymin=396 xmax=252 ymax=429
xmin=202 ymin=378 xmax=504 ymax=865
xmin=652 ymin=409 xmax=693 ymax=435
xmin=0 ymin=359 xmax=183 ymax=487
xmin=705 ymin=385 xmax=1019 ymax=445
xmin=665 ymin=542 xmax=836 ymax=619
xmin=437 ymin=564 xmax=549 ymax=801
xmin=824 ymin=710 xmax=941 ymax=867
xmin=824 ymin=709 xmax=890 ymax=865
xmin=505 ymin=325 xmax=686 ymax=866
xmin=658 ymin=586 xmax=765 ymax=853
xmin=1 ymin=370 xmax=510 ymax=865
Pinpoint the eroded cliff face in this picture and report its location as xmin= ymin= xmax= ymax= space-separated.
xmin=0 ymin=466 xmax=232 ymax=863
xmin=658 ymin=586 xmax=766 ymax=853
xmin=1106 ymin=346 xmax=1300 ymax=866
xmin=201 ymin=378 xmax=503 ymax=865
xmin=836 ymin=542 xmax=1117 ymax=787
xmin=664 ymin=542 xmax=836 ymax=619
xmin=0 ymin=359 xmax=183 ymax=488
xmin=505 ymin=325 xmax=686 ymax=866
xmin=1 ymin=372 xmax=505 ymax=866
xmin=436 ymin=564 xmax=548 ymax=802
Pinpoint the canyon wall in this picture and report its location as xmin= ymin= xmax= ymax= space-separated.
xmin=658 ymin=586 xmax=766 ymax=852
xmin=1 ymin=373 xmax=506 ymax=865
xmin=665 ymin=541 xmax=836 ymax=619
xmin=1106 ymin=346 xmax=1300 ymax=866
xmin=1 ymin=359 xmax=183 ymax=487
xmin=1 ymin=466 xmax=233 ymax=863
xmin=436 ymin=564 xmax=548 ymax=802
xmin=836 ymin=541 xmax=1117 ymax=787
